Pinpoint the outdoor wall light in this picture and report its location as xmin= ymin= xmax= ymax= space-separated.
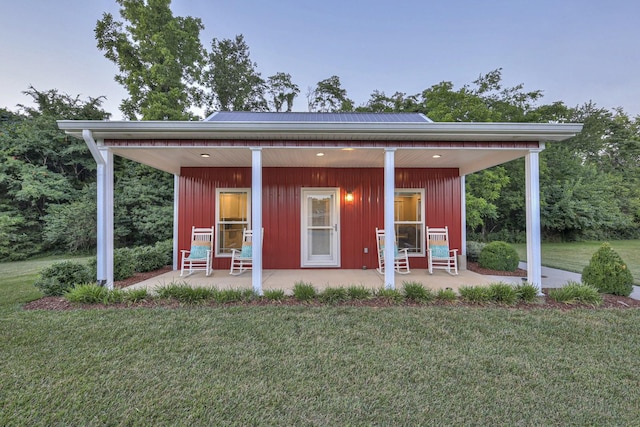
xmin=345 ymin=191 xmax=355 ymax=203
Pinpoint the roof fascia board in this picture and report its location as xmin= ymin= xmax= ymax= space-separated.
xmin=57 ymin=120 xmax=583 ymax=141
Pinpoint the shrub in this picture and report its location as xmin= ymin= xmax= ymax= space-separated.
xmin=64 ymin=284 xmax=110 ymax=304
xmin=263 ymin=289 xmax=286 ymax=301
xmin=458 ymin=286 xmax=492 ymax=303
xmin=33 ymin=261 xmax=92 ymax=296
xmin=436 ymin=288 xmax=457 ymax=302
xmin=132 ymin=245 xmax=168 ymax=272
xmin=123 ymin=288 xmax=149 ymax=303
xmin=515 ymin=283 xmax=539 ymax=303
xmin=402 ymin=282 xmax=434 ymax=303
xmin=154 ymin=239 xmax=173 ymax=264
xmin=293 ymin=282 xmax=317 ymax=302
xmin=478 ymin=241 xmax=520 ymax=272
xmin=375 ymin=288 xmax=404 ymax=304
xmin=548 ymin=282 xmax=602 ymax=306
xmin=87 ymin=247 xmax=137 ymax=282
xmin=346 ymin=286 xmax=372 ymax=300
xmin=214 ymin=289 xmax=246 ymax=304
xmin=319 ymin=287 xmax=348 ymax=304
xmin=582 ymin=243 xmax=634 ymax=297
xmin=466 ymin=241 xmax=487 ymax=262
xmin=156 ymin=283 xmax=214 ymax=303
xmin=488 ymin=283 xmax=517 ymax=305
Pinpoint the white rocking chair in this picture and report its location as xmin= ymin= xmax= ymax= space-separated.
xmin=180 ymin=226 xmax=214 ymax=276
xmin=427 ymin=226 xmax=458 ymax=275
xmin=375 ymin=227 xmax=410 ymax=274
xmin=229 ymin=228 xmax=263 ymax=276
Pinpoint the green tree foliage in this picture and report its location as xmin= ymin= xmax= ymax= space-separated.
xmin=266 ymin=72 xmax=300 ymax=112
xmin=307 ymin=76 xmax=354 ymax=112
xmin=204 ymin=35 xmax=267 ymax=113
xmin=0 ymin=88 xmax=109 ymax=260
xmin=582 ymin=243 xmax=634 ymax=296
xmin=95 ymin=0 xmax=205 ymax=120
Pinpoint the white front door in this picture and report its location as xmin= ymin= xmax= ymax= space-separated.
xmin=301 ymin=188 xmax=340 ymax=267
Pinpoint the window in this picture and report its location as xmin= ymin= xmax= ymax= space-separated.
xmin=394 ymin=189 xmax=425 ymax=255
xmin=215 ymin=189 xmax=250 ymax=256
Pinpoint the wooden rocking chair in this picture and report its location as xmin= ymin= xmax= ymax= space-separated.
xmin=375 ymin=227 xmax=411 ymax=274
xmin=427 ymin=226 xmax=458 ymax=275
xmin=180 ymin=226 xmax=214 ymax=276
xmin=229 ymin=228 xmax=263 ymax=275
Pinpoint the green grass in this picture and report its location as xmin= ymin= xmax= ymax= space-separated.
xmin=2 ymin=307 xmax=640 ymax=425
xmin=0 ymin=255 xmax=91 ymax=313
xmin=513 ymin=240 xmax=640 ymax=285
xmin=2 ymin=253 xmax=640 ymax=425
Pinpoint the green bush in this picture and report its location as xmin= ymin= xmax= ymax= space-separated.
xmin=123 ymin=288 xmax=149 ymax=303
xmin=88 ymin=247 xmax=137 ymax=282
xmin=293 ymin=282 xmax=317 ymax=302
xmin=548 ymin=282 xmax=603 ymax=306
xmin=132 ymin=245 xmax=168 ymax=272
xmin=64 ymin=284 xmax=110 ymax=304
xmin=458 ymin=286 xmax=492 ymax=303
xmin=156 ymin=283 xmax=214 ymax=303
xmin=515 ymin=283 xmax=539 ymax=303
xmin=582 ymin=243 xmax=634 ymax=297
xmin=33 ymin=261 xmax=93 ymax=296
xmin=488 ymin=283 xmax=517 ymax=305
xmin=466 ymin=241 xmax=487 ymax=262
xmin=436 ymin=288 xmax=457 ymax=302
xmin=346 ymin=286 xmax=373 ymax=300
xmin=263 ymin=289 xmax=286 ymax=301
xmin=402 ymin=282 xmax=434 ymax=303
xmin=375 ymin=288 xmax=404 ymax=304
xmin=478 ymin=241 xmax=520 ymax=272
xmin=319 ymin=287 xmax=348 ymax=304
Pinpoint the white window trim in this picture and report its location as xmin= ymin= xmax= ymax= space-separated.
xmin=395 ymin=188 xmax=426 ymax=257
xmin=215 ymin=188 xmax=251 ymax=257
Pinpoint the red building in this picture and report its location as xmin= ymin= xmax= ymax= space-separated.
xmin=59 ymin=112 xmax=582 ymax=293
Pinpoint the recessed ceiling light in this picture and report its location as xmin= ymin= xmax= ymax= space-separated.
xmin=342 ymin=148 xmax=355 ymax=151
xmin=316 ymin=152 xmax=325 ymax=157
xmin=200 ymin=153 xmax=210 ymax=158
xmin=432 ymin=154 xmax=441 ymax=159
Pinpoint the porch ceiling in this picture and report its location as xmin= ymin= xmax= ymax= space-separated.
xmin=111 ymin=145 xmax=532 ymax=176
xmin=57 ymin=119 xmax=583 ymax=176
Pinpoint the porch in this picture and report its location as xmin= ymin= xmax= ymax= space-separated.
xmin=125 ymin=267 xmax=513 ymax=294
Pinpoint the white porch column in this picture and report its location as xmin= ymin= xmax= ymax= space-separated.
xmin=251 ymin=148 xmax=263 ymax=295
xmin=384 ymin=148 xmax=396 ymax=290
xmin=172 ymin=174 xmax=179 ymax=270
xmin=460 ymin=175 xmax=467 ymax=262
xmin=97 ymin=146 xmax=114 ymax=290
xmin=525 ymin=148 xmax=544 ymax=295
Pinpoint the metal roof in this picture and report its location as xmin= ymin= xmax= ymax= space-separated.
xmin=205 ymin=111 xmax=432 ymax=123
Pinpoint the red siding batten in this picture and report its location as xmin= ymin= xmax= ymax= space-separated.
xmin=178 ymin=167 xmax=461 ymax=270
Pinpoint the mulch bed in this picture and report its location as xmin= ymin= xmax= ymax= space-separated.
xmin=22 ymin=264 xmax=640 ymax=311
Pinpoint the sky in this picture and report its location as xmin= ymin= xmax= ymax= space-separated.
xmin=1 ymin=0 xmax=639 ymax=120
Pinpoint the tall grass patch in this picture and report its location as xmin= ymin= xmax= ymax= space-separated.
xmin=548 ymin=282 xmax=603 ymax=306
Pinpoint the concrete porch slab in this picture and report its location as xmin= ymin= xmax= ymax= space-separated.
xmin=125 ymin=268 xmax=498 ymax=294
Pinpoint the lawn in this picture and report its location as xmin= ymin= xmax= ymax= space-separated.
xmin=513 ymin=240 xmax=640 ymax=285
xmin=1 ymin=251 xmax=640 ymax=425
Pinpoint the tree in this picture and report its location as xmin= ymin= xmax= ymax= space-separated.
xmin=266 ymin=72 xmax=300 ymax=112
xmin=357 ymin=91 xmax=420 ymax=113
xmin=307 ymin=76 xmax=354 ymax=112
xmin=95 ymin=0 xmax=204 ymax=120
xmin=0 ymin=88 xmax=110 ymax=260
xmin=204 ymin=35 xmax=267 ymax=112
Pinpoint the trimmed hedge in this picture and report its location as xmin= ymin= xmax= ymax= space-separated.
xmin=478 ymin=241 xmax=519 ymax=272
xmin=582 ymin=243 xmax=633 ymax=297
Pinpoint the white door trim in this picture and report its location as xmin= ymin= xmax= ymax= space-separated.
xmin=301 ymin=188 xmax=340 ymax=268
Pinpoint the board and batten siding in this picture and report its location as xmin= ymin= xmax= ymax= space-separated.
xmin=178 ymin=167 xmax=461 ymax=270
